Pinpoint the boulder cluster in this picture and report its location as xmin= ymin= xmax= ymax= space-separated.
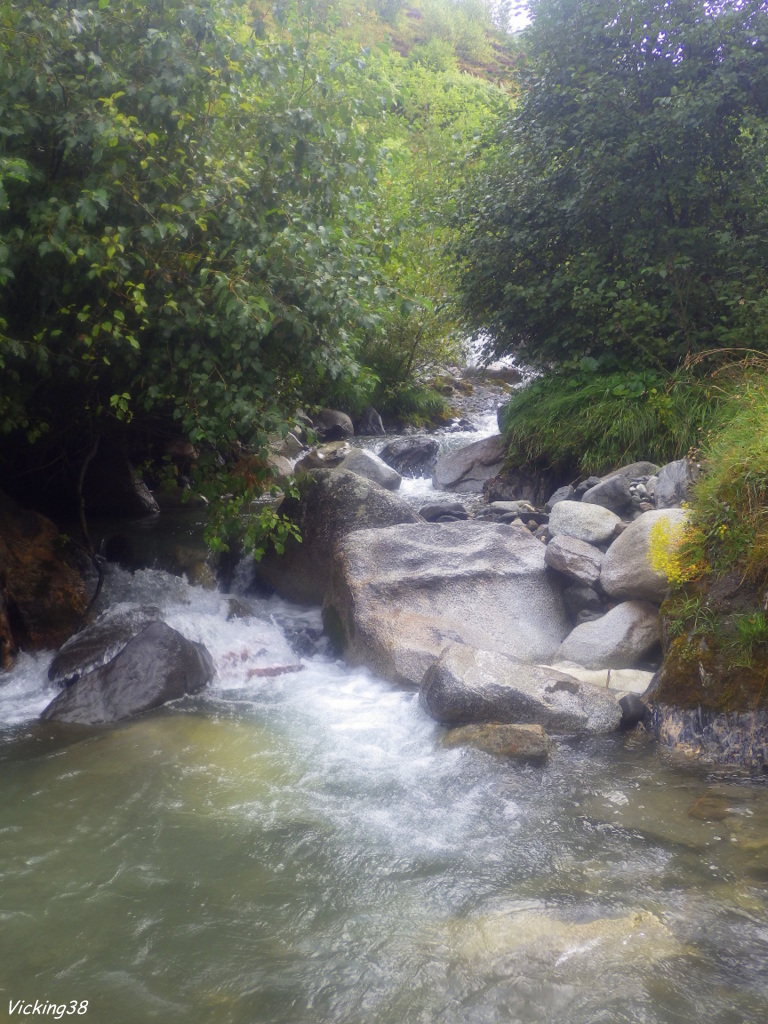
xmin=251 ymin=436 xmax=698 ymax=762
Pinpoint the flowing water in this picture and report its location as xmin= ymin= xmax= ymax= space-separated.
xmin=2 ymin=389 xmax=768 ymax=1023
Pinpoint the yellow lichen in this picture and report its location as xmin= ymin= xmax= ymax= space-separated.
xmin=648 ymin=516 xmax=702 ymax=584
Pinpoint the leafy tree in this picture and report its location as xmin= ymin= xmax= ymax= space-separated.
xmin=0 ymin=0 xmax=391 ymax=509
xmin=457 ymin=0 xmax=768 ymax=371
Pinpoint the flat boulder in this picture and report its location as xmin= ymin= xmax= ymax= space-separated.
xmin=548 ymin=500 xmax=621 ymax=544
xmin=41 ymin=622 xmax=214 ymax=725
xmin=442 ymin=723 xmax=550 ymax=761
xmin=323 ymin=521 xmax=571 ymax=687
xmin=421 ymin=644 xmax=621 ymax=734
xmin=255 ymin=470 xmax=421 ymax=604
xmin=338 ymin=449 xmax=402 ymax=491
xmin=433 ymin=434 xmax=506 ymax=493
xmin=556 ymin=600 xmax=660 ymax=670
xmin=600 ymin=507 xmax=688 ymax=602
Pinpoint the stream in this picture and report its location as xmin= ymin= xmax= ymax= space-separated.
xmin=2 ymin=383 xmax=768 ymax=1023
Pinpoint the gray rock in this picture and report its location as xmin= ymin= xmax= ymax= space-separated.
xmin=433 ymin=434 xmax=507 ymax=493
xmin=313 ymin=408 xmax=354 ymax=440
xmin=556 ymin=600 xmax=660 ymax=670
xmin=600 ymin=507 xmax=689 ymax=602
xmin=581 ymin=473 xmax=632 ymax=514
xmin=419 ymin=502 xmax=469 ymax=522
xmin=338 ymin=449 xmax=402 ymax=491
xmin=442 ymin=722 xmax=550 ymax=761
xmin=294 ymin=441 xmax=352 ymax=472
xmin=269 ymin=431 xmax=304 ymax=459
xmin=48 ymin=608 xmax=162 ymax=686
xmin=255 ymin=470 xmax=421 ymax=604
xmin=420 ymin=644 xmax=621 ymax=734
xmin=379 ymin=436 xmax=440 ymax=477
xmin=546 ymin=485 xmax=576 ymax=510
xmin=323 ymin=521 xmax=571 ymax=687
xmin=562 ymin=584 xmax=603 ymax=619
xmin=655 ymin=459 xmax=700 ymax=509
xmin=574 ymin=476 xmax=601 ymax=496
xmin=548 ymin=500 xmax=621 ymax=544
xmin=544 ymin=534 xmax=603 ymax=587
xmin=357 ymin=406 xmax=386 ymax=436
xmin=483 ymin=465 xmax=563 ymax=505
xmin=41 ymin=622 xmax=214 ymax=725
xmin=619 ymin=693 xmax=646 ymax=730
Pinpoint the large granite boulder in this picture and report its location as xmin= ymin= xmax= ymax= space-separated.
xmin=41 ymin=622 xmax=214 ymax=725
xmin=433 ymin=434 xmax=506 ymax=493
xmin=548 ymin=500 xmax=621 ymax=545
xmin=420 ymin=643 xmax=622 ymax=734
xmin=600 ymin=507 xmax=688 ymax=602
xmin=0 ymin=492 xmax=87 ymax=666
xmin=338 ymin=449 xmax=401 ymax=491
xmin=255 ymin=470 xmax=421 ymax=604
xmin=378 ymin=436 xmax=440 ymax=478
xmin=556 ymin=600 xmax=660 ymax=669
xmin=323 ymin=521 xmax=571 ymax=687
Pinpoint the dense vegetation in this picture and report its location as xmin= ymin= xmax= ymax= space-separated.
xmin=456 ymin=0 xmax=768 ymax=481
xmin=0 ymin=0 xmax=512 ymax=522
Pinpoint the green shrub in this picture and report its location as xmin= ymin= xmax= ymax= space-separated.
xmin=499 ymin=369 xmax=720 ymax=476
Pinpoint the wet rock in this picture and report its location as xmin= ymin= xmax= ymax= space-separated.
xmin=420 ymin=643 xmax=622 ymax=734
xmin=356 ymin=406 xmax=386 ymax=437
xmin=338 ymin=449 xmax=402 ymax=491
xmin=433 ymin=434 xmax=507 ymax=493
xmin=548 ymin=500 xmax=621 ymax=545
xmin=48 ymin=608 xmax=162 ymax=686
xmin=489 ymin=500 xmax=536 ymax=516
xmin=655 ymin=458 xmax=700 ymax=509
xmin=41 ymin=622 xmax=214 ymax=725
xmin=544 ymin=534 xmax=603 ymax=587
xmin=618 ymin=693 xmax=646 ymax=730
xmin=649 ymin=704 xmax=768 ymax=770
xmin=556 ymin=600 xmax=660 ymax=670
xmin=442 ymin=722 xmax=550 ymax=761
xmin=378 ymin=436 xmax=440 ymax=478
xmin=323 ymin=522 xmax=571 ymax=687
xmin=600 ymin=507 xmax=688 ymax=603
xmin=254 ymin=470 xmax=421 ymax=605
xmin=0 ymin=492 xmax=87 ymax=661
